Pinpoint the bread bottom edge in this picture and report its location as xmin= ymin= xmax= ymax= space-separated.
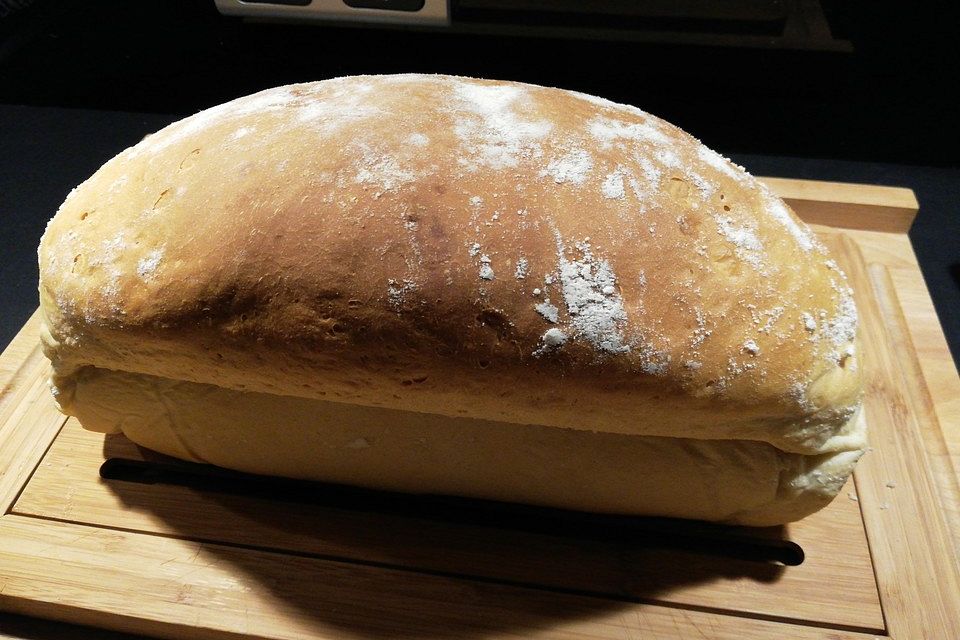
xmin=63 ymin=366 xmax=864 ymax=526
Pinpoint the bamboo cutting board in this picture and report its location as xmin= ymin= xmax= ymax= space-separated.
xmin=1 ymin=178 xmax=959 ymax=639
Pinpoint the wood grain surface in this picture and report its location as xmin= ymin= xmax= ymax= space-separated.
xmin=13 ymin=417 xmax=884 ymax=632
xmin=0 ymin=311 xmax=67 ymax=513
xmin=0 ymin=515 xmax=884 ymax=640
xmin=826 ymin=235 xmax=960 ymax=639
xmin=767 ymin=176 xmax=919 ymax=233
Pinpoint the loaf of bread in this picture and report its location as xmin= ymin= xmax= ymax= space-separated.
xmin=38 ymin=74 xmax=865 ymax=525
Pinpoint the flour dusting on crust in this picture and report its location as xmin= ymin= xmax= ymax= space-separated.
xmin=136 ymin=247 xmax=164 ymax=279
xmin=535 ymin=301 xmax=560 ymax=323
xmin=355 ymin=145 xmax=416 ymax=191
xmin=542 ymin=148 xmax=593 ymax=185
xmin=554 ymin=233 xmax=629 ymax=354
xmin=821 ymin=284 xmax=858 ymax=363
xmin=39 ymin=74 xmax=862 ymax=459
xmin=760 ymin=186 xmax=824 ymax=254
xmin=715 ymin=216 xmax=767 ymax=273
xmin=601 ymin=169 xmax=626 ymax=199
xmin=453 ymin=82 xmax=553 ymax=170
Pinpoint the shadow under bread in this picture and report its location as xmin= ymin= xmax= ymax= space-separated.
xmin=100 ymin=433 xmax=790 ymax=640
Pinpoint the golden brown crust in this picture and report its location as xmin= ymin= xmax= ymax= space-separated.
xmin=39 ymin=74 xmax=863 ymax=455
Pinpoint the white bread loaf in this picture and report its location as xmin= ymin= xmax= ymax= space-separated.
xmin=38 ymin=74 xmax=865 ymax=525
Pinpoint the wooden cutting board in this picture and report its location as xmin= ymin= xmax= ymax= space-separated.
xmin=1 ymin=178 xmax=958 ymax=639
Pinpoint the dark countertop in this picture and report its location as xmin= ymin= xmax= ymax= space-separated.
xmin=3 ymin=102 xmax=958 ymax=365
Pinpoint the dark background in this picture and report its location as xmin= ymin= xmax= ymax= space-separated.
xmin=0 ymin=0 xmax=957 ymax=166
xmin=0 ymin=2 xmax=958 ymax=637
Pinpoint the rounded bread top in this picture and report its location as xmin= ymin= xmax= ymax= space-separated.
xmin=39 ymin=74 xmax=863 ymax=454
